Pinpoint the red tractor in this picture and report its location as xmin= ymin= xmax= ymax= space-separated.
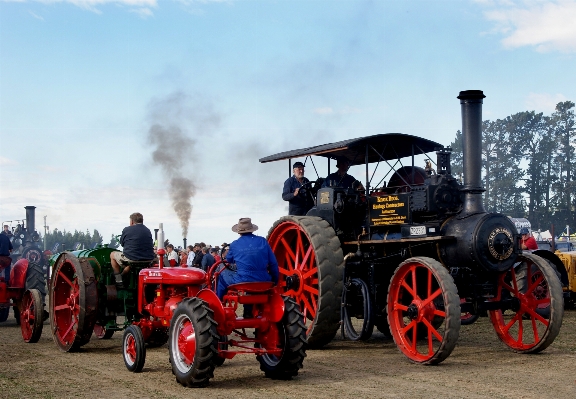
xmin=0 ymin=258 xmax=45 ymax=343
xmin=1 ymin=206 xmax=47 ymax=343
xmin=124 ymin=254 xmax=307 ymax=387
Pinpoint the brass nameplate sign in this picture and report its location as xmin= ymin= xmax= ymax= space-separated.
xmin=370 ymin=194 xmax=408 ymax=226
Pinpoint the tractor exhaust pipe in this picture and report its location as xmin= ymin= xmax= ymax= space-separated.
xmin=458 ymin=90 xmax=486 ymax=215
xmin=25 ymin=205 xmax=36 ymax=243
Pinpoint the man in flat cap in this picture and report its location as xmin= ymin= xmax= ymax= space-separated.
xmin=216 ymin=218 xmax=279 ymax=300
xmin=282 ymin=161 xmax=314 ymax=216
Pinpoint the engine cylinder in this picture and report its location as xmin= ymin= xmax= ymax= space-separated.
xmin=440 ymin=213 xmax=518 ymax=273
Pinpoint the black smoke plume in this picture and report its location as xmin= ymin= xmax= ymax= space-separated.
xmin=146 ymin=92 xmax=220 ymax=238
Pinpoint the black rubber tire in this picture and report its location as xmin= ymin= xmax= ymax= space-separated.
xmin=146 ymin=328 xmax=168 ymax=348
xmin=213 ymin=335 xmax=228 ymax=367
xmin=13 ymin=306 xmax=20 ymax=325
xmin=25 ymin=262 xmax=46 ymax=305
xmin=0 ymin=307 xmax=8 ymax=323
xmin=169 ymin=297 xmax=218 ymax=387
xmin=20 ymin=289 xmax=44 ymax=343
xmin=342 ymin=278 xmax=374 ymax=341
xmin=267 ymin=216 xmax=344 ymax=349
xmin=257 ymin=296 xmax=307 ymax=379
xmin=490 ymin=253 xmax=563 ymax=354
xmin=123 ymin=325 xmax=146 ymax=372
xmin=387 ymin=257 xmax=461 ymax=365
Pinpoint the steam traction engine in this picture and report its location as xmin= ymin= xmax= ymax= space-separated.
xmin=0 ymin=205 xmax=47 ymax=343
xmin=262 ymin=90 xmax=564 ymax=364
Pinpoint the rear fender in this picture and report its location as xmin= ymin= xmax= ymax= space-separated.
xmin=533 ymin=250 xmax=569 ymax=287
xmin=266 ymin=293 xmax=285 ymax=323
xmin=197 ymin=288 xmax=225 ymax=329
xmin=9 ymin=259 xmax=29 ymax=289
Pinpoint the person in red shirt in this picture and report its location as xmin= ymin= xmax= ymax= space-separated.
xmin=520 ymin=227 xmax=538 ymax=250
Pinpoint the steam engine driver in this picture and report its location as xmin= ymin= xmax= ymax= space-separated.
xmin=216 ymin=218 xmax=279 ymax=300
xmin=520 ymin=227 xmax=538 ymax=250
xmin=322 ymin=157 xmax=364 ymax=191
xmin=110 ymin=212 xmax=155 ymax=288
xmin=282 ymin=161 xmax=314 ymax=216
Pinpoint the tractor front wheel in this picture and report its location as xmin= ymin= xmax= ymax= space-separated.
xmin=20 ymin=289 xmax=43 ymax=343
xmin=387 ymin=257 xmax=460 ymax=365
xmin=489 ymin=253 xmax=563 ymax=353
xmin=267 ymin=216 xmax=344 ymax=348
xmin=169 ymin=297 xmax=218 ymax=387
xmin=123 ymin=325 xmax=146 ymax=372
xmin=257 ymin=296 xmax=307 ymax=379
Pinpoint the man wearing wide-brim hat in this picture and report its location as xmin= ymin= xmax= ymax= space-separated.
xmin=282 ymin=161 xmax=314 ymax=216
xmin=216 ymin=218 xmax=279 ymax=299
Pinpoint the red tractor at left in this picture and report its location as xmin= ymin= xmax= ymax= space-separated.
xmin=0 ymin=206 xmax=47 ymax=343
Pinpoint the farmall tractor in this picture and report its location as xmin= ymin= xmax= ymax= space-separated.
xmin=0 ymin=205 xmax=47 ymax=343
xmin=261 ymin=90 xmax=564 ymax=364
xmin=49 ymin=237 xmax=306 ymax=386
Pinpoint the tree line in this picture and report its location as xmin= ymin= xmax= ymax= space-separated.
xmin=449 ymin=101 xmax=575 ymax=233
xmin=42 ymin=229 xmax=113 ymax=252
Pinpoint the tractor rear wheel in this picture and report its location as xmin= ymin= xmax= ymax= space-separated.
xmin=489 ymin=253 xmax=563 ymax=353
xmin=387 ymin=257 xmax=460 ymax=365
xmin=50 ymin=253 xmax=98 ymax=352
xmin=169 ymin=297 xmax=218 ymax=387
xmin=123 ymin=325 xmax=146 ymax=372
xmin=257 ymin=296 xmax=307 ymax=379
xmin=20 ymin=289 xmax=43 ymax=343
xmin=267 ymin=216 xmax=344 ymax=348
xmin=342 ymin=278 xmax=374 ymax=341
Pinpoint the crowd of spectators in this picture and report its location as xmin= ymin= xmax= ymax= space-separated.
xmin=157 ymin=240 xmax=229 ymax=272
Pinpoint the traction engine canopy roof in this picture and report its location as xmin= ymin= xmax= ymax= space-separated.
xmin=259 ymin=133 xmax=444 ymax=166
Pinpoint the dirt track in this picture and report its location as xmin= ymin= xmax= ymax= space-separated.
xmin=1 ymin=309 xmax=575 ymax=399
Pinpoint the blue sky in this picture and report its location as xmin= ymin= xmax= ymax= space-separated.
xmin=1 ymin=0 xmax=575 ymax=248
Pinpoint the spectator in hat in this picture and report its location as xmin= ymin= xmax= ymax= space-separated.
xmin=179 ymin=248 xmax=188 ymax=266
xmin=192 ymin=244 xmax=204 ymax=269
xmin=322 ymin=157 xmax=364 ymax=190
xmin=520 ymin=227 xmax=538 ymax=250
xmin=282 ymin=161 xmax=314 ymax=216
xmin=216 ymin=218 xmax=279 ymax=299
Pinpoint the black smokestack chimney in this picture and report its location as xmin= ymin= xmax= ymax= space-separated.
xmin=183 ymin=237 xmax=187 ymax=249
xmin=458 ymin=90 xmax=486 ymax=215
xmin=25 ymin=206 xmax=36 ymax=243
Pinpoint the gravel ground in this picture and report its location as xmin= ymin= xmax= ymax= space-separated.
xmin=1 ymin=308 xmax=575 ymax=399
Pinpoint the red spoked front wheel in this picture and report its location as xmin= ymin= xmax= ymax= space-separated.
xmin=20 ymin=289 xmax=43 ymax=343
xmin=50 ymin=253 xmax=98 ymax=352
xmin=387 ymin=257 xmax=460 ymax=365
xmin=267 ymin=216 xmax=344 ymax=348
xmin=489 ymin=253 xmax=563 ymax=353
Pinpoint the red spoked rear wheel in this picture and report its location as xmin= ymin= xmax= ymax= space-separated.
xmin=20 ymin=289 xmax=43 ymax=343
xmin=267 ymin=216 xmax=344 ymax=348
xmin=50 ymin=253 xmax=98 ymax=352
xmin=387 ymin=257 xmax=460 ymax=365
xmin=489 ymin=253 xmax=563 ymax=353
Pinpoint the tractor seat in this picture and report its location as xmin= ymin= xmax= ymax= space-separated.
xmin=226 ymin=281 xmax=275 ymax=294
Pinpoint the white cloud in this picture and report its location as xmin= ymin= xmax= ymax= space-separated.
xmin=313 ymin=107 xmax=334 ymax=115
xmin=0 ymin=156 xmax=18 ymax=166
xmin=525 ymin=92 xmax=568 ymax=113
xmin=129 ymin=6 xmax=152 ymax=18
xmin=482 ymin=0 xmax=576 ymax=53
xmin=313 ymin=106 xmax=362 ymax=116
xmin=5 ymin=1 xmax=158 ymax=15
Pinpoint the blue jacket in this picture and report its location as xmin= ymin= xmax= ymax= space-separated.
xmin=282 ymin=175 xmax=314 ymax=216
xmin=226 ymin=234 xmax=279 ymax=285
xmin=120 ymin=223 xmax=155 ymax=261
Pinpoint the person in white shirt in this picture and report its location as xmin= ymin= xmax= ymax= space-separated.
xmin=186 ymin=244 xmax=196 ymax=267
xmin=166 ymin=244 xmax=179 ymax=266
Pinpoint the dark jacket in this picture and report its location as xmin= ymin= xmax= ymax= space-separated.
xmin=201 ymin=252 xmax=215 ymax=271
xmin=192 ymin=251 xmax=204 ymax=269
xmin=120 ymin=223 xmax=155 ymax=261
xmin=282 ymin=175 xmax=314 ymax=216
